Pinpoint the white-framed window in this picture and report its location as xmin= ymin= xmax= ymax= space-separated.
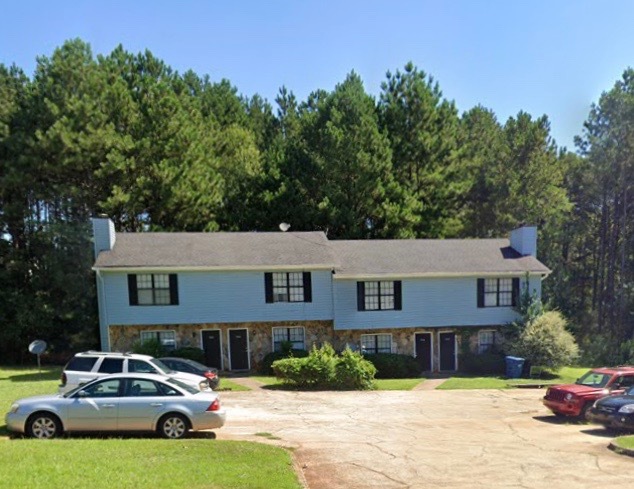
xmin=272 ymin=327 xmax=305 ymax=352
xmin=484 ymin=278 xmax=513 ymax=307
xmin=357 ymin=281 xmax=401 ymax=311
xmin=140 ymin=330 xmax=177 ymax=351
xmin=360 ymin=334 xmax=392 ymax=354
xmin=128 ymin=273 xmax=178 ymax=306
xmin=478 ymin=330 xmax=496 ymax=354
xmin=273 ymin=272 xmax=305 ymax=302
xmin=137 ymin=274 xmax=170 ymax=305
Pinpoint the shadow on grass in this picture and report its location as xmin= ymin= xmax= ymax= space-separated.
xmin=8 ymin=369 xmax=62 ymax=383
xmin=6 ymin=430 xmax=218 ymax=441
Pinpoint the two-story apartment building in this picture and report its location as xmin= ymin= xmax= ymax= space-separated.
xmin=92 ymin=218 xmax=549 ymax=372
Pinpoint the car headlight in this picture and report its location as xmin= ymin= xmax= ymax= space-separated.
xmin=618 ymin=404 xmax=634 ymax=414
xmin=9 ymin=403 xmax=19 ymax=414
xmin=564 ymin=393 xmax=574 ymax=401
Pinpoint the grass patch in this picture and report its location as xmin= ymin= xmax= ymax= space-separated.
xmin=0 ymin=367 xmax=300 ymax=489
xmin=373 ymin=378 xmax=424 ymax=390
xmin=250 ymin=376 xmax=284 ymax=387
xmin=0 ymin=438 xmax=300 ymax=488
xmin=251 ymin=376 xmax=423 ymax=391
xmin=217 ymin=379 xmax=251 ymax=392
xmin=255 ymin=432 xmax=282 ymax=440
xmin=437 ymin=366 xmax=591 ymax=390
xmin=613 ymin=435 xmax=634 ymax=451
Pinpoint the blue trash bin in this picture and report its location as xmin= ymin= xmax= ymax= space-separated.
xmin=505 ymin=356 xmax=525 ymax=379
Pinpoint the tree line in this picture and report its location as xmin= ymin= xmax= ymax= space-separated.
xmin=0 ymin=39 xmax=631 ymax=363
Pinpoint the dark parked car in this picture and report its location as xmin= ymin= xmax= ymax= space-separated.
xmin=159 ymin=358 xmax=219 ymax=389
xmin=587 ymin=386 xmax=634 ymax=431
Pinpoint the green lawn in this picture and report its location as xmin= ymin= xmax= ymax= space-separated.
xmin=250 ymin=375 xmax=424 ymax=391
xmin=613 ymin=435 xmax=634 ymax=451
xmin=217 ymin=378 xmax=251 ymax=391
xmin=0 ymin=367 xmax=300 ymax=489
xmin=436 ymin=366 xmax=590 ymax=390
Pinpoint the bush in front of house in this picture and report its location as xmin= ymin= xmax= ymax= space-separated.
xmin=131 ymin=338 xmax=166 ymax=358
xmin=259 ymin=349 xmax=309 ymax=375
xmin=335 ymin=348 xmax=377 ymax=389
xmin=363 ymin=353 xmax=420 ymax=378
xmin=169 ymin=347 xmax=205 ymax=363
xmin=272 ymin=343 xmax=376 ymax=390
xmin=459 ymin=351 xmax=506 ymax=375
xmin=509 ymin=311 xmax=579 ymax=370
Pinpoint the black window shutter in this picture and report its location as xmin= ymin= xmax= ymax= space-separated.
xmin=128 ymin=274 xmax=138 ymax=306
xmin=477 ymin=278 xmax=484 ymax=308
xmin=264 ymin=273 xmax=273 ymax=303
xmin=357 ymin=282 xmax=365 ymax=311
xmin=169 ymin=274 xmax=179 ymax=305
xmin=394 ymin=281 xmax=402 ymax=310
xmin=512 ymin=277 xmax=520 ymax=307
xmin=303 ymin=272 xmax=312 ymax=302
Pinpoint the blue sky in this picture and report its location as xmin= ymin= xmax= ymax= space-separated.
xmin=2 ymin=1 xmax=633 ymax=150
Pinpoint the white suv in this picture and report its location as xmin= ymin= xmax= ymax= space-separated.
xmin=59 ymin=351 xmax=211 ymax=393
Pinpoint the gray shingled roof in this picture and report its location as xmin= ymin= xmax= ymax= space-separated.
xmin=93 ymin=232 xmax=550 ymax=276
xmin=94 ymin=232 xmax=336 ymax=269
xmin=329 ymin=239 xmax=550 ymax=278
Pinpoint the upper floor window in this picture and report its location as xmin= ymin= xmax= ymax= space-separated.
xmin=128 ymin=273 xmax=179 ymax=306
xmin=477 ymin=278 xmax=519 ymax=308
xmin=272 ymin=326 xmax=305 ymax=352
xmin=357 ymin=281 xmax=402 ymax=311
xmin=265 ymin=272 xmax=312 ymax=303
xmin=360 ymin=334 xmax=393 ymax=354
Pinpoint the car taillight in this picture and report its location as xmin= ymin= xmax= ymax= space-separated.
xmin=61 ymin=372 xmax=67 ymax=386
xmin=207 ymin=399 xmax=220 ymax=412
xmin=205 ymin=372 xmax=218 ymax=379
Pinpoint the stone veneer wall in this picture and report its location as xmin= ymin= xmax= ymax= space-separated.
xmin=109 ymin=322 xmax=504 ymax=371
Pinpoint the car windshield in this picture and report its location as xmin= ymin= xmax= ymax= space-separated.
xmin=575 ymin=371 xmax=611 ymax=388
xmin=150 ymin=358 xmax=175 ymax=374
xmin=186 ymin=359 xmax=209 ymax=370
xmin=166 ymin=377 xmax=198 ymax=394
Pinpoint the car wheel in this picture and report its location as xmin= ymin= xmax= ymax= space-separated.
xmin=26 ymin=413 xmax=62 ymax=439
xmin=158 ymin=413 xmax=189 ymax=439
xmin=579 ymin=403 xmax=591 ymax=421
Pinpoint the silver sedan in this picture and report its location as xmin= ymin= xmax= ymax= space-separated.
xmin=5 ymin=373 xmax=226 ymax=439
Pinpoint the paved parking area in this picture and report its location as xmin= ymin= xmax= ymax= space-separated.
xmin=218 ymin=387 xmax=634 ymax=489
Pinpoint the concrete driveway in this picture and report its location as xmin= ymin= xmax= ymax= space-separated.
xmin=217 ymin=386 xmax=634 ymax=489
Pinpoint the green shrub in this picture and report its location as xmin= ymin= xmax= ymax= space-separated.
xmin=131 ymin=338 xmax=166 ymax=358
xmin=259 ymin=349 xmax=308 ymax=375
xmin=510 ymin=311 xmax=579 ymax=370
xmin=272 ymin=343 xmax=376 ymax=390
xmin=335 ymin=348 xmax=377 ymax=389
xmin=169 ymin=347 xmax=205 ymax=363
xmin=459 ymin=352 xmax=506 ymax=375
xmin=297 ymin=343 xmax=337 ymax=388
xmin=363 ymin=353 xmax=420 ymax=378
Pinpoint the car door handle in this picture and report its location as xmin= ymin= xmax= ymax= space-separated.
xmin=102 ymin=404 xmax=116 ymax=408
xmin=150 ymin=403 xmax=163 ymax=407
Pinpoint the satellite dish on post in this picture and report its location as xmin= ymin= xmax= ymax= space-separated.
xmin=29 ymin=340 xmax=47 ymax=374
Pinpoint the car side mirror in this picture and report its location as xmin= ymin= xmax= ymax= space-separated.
xmin=77 ymin=390 xmax=89 ymax=398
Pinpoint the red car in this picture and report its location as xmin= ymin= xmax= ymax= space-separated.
xmin=542 ymin=366 xmax=634 ymax=418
